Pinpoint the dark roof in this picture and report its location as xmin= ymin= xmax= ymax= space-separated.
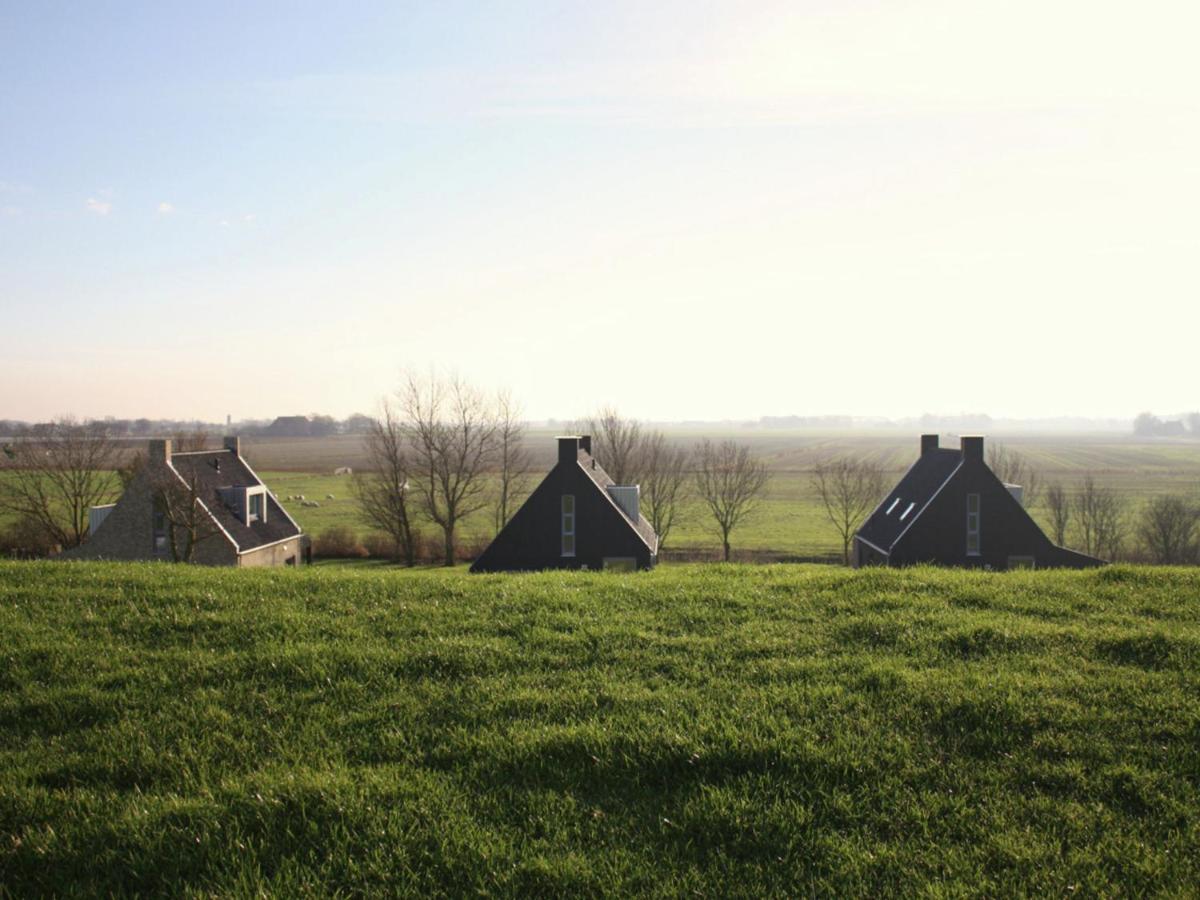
xmin=855 ymin=449 xmax=962 ymax=553
xmin=576 ymin=448 xmax=659 ymax=551
xmin=168 ymin=449 xmax=302 ymax=552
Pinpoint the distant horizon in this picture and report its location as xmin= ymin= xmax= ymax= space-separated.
xmin=5 ymin=2 xmax=1200 ymax=424
xmin=0 ymin=408 xmax=1165 ymax=432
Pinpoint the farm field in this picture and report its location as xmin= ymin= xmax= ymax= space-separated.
xmin=257 ymin=430 xmax=1200 ymax=560
xmin=4 ymin=431 xmax=1200 ymax=561
xmin=1 ymin=561 xmax=1198 ymax=895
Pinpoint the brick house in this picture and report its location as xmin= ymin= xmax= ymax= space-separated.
xmin=61 ymin=436 xmax=310 ymax=566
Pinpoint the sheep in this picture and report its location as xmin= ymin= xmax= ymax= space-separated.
xmin=325 ymin=494 xmax=335 ymax=500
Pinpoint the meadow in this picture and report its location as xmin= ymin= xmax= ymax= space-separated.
xmin=1 ymin=561 xmax=1198 ymax=895
xmin=254 ymin=430 xmax=1200 ymax=561
xmin=4 ymin=430 xmax=1200 ymax=561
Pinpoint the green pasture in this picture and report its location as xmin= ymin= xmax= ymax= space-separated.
xmin=1 ymin=561 xmax=1198 ymax=895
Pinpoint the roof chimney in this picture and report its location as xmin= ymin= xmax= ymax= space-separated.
xmin=148 ymin=439 xmax=171 ymax=465
xmin=223 ymin=435 xmax=241 ymax=456
xmin=557 ymin=436 xmax=580 ymax=464
xmin=579 ymin=434 xmax=592 ymax=455
xmin=961 ymin=435 xmax=984 ymax=462
xmin=920 ymin=434 xmax=939 ymax=456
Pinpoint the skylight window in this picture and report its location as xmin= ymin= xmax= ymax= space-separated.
xmin=885 ymin=498 xmax=900 ymax=515
xmin=899 ymin=502 xmax=916 ymax=521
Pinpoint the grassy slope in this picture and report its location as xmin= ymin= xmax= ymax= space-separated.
xmin=2 ymin=562 xmax=1199 ymax=896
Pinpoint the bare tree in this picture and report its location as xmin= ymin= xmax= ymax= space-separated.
xmin=0 ymin=418 xmax=121 ymax=549
xmin=147 ymin=464 xmax=223 ymax=563
xmin=400 ymin=372 xmax=498 ymax=566
xmin=353 ymin=401 xmax=420 ymax=566
xmin=586 ymin=407 xmax=644 ymax=485
xmin=811 ymin=456 xmax=887 ymax=565
xmin=1043 ymin=482 xmax=1071 ymax=547
xmin=693 ymin=439 xmax=770 ymax=562
xmin=986 ymin=442 xmax=1041 ymax=508
xmin=493 ymin=390 xmax=532 ymax=535
xmin=640 ymin=431 xmax=690 ymax=551
xmin=1074 ymin=475 xmax=1128 ymax=560
xmin=1137 ymin=495 xmax=1200 ymax=565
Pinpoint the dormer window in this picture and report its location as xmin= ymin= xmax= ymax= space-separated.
xmin=248 ymin=492 xmax=264 ymax=523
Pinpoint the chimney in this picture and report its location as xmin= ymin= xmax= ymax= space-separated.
xmin=557 ymin=436 xmax=580 ymax=464
xmin=920 ymin=434 xmax=939 ymax=456
xmin=961 ymin=435 xmax=984 ymax=462
xmin=223 ymin=435 xmax=241 ymax=456
xmin=148 ymin=439 xmax=172 ymax=465
xmin=579 ymin=434 xmax=592 ymax=455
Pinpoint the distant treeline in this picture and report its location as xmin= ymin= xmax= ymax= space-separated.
xmin=0 ymin=414 xmax=378 ymax=439
xmin=1133 ymin=412 xmax=1200 ymax=438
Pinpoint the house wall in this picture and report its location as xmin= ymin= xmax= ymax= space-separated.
xmin=238 ymin=534 xmax=311 ymax=567
xmin=890 ymin=459 xmax=1099 ymax=569
xmin=58 ymin=460 xmax=237 ymax=564
xmin=471 ymin=462 xmax=654 ymax=572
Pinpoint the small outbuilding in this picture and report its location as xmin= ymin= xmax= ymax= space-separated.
xmin=854 ymin=434 xmax=1103 ymax=570
xmin=470 ymin=435 xmax=658 ymax=573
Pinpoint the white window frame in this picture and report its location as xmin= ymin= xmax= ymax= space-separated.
xmin=966 ymin=493 xmax=981 ymax=555
xmin=244 ymin=486 xmax=268 ymax=525
xmin=561 ymin=494 xmax=575 ymax=557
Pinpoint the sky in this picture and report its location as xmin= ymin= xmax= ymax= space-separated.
xmin=3 ymin=1 xmax=1200 ymax=423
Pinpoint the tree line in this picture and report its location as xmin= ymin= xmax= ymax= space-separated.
xmin=354 ymin=374 xmax=772 ymax=566
xmin=6 ymin=401 xmax=1200 ymax=567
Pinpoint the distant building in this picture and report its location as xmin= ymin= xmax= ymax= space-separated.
xmin=61 ymin=437 xmax=310 ymax=566
xmin=265 ymin=415 xmax=312 ymax=437
xmin=854 ymin=434 xmax=1103 ymax=570
xmin=471 ymin=435 xmax=658 ymax=572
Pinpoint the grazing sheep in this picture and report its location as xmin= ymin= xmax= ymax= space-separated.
xmin=325 ymin=494 xmax=335 ymax=500
xmin=333 ymin=466 xmax=353 ymax=476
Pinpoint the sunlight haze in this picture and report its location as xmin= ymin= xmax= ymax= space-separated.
xmin=3 ymin=1 xmax=1198 ymax=422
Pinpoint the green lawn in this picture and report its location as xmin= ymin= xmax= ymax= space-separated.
xmin=2 ymin=561 xmax=1198 ymax=895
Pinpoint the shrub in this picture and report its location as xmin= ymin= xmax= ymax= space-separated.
xmin=362 ymin=531 xmax=399 ymax=560
xmin=0 ymin=515 xmax=59 ymax=559
xmin=314 ymin=526 xmax=367 ymax=559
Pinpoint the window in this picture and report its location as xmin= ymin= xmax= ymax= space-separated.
xmin=153 ymin=508 xmax=168 ymax=554
xmin=248 ymin=492 xmax=264 ymax=522
xmin=885 ymin=498 xmax=900 ymax=515
xmin=966 ymin=493 xmax=981 ymax=555
xmin=561 ymin=494 xmax=575 ymax=556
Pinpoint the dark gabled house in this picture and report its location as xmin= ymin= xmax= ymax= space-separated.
xmin=61 ymin=437 xmax=310 ymax=567
xmin=854 ymin=434 xmax=1103 ymax=570
xmin=470 ymin=435 xmax=658 ymax=573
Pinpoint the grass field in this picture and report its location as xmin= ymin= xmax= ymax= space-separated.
xmin=258 ymin=431 xmax=1200 ymax=560
xmin=2 ymin=561 xmax=1198 ymax=895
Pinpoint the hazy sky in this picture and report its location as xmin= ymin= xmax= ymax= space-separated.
xmin=3 ymin=1 xmax=1199 ymax=422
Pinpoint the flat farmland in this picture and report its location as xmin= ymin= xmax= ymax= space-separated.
xmin=252 ymin=431 xmax=1200 ymax=561
xmin=4 ymin=431 xmax=1199 ymax=561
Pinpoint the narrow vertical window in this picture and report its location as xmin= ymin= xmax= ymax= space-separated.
xmin=966 ymin=493 xmax=981 ymax=555
xmin=153 ymin=507 xmax=168 ymax=554
xmin=561 ymin=494 xmax=576 ymax=557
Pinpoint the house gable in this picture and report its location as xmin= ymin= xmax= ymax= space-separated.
xmin=471 ymin=437 xmax=656 ymax=573
xmin=855 ymin=434 xmax=1104 ymax=570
